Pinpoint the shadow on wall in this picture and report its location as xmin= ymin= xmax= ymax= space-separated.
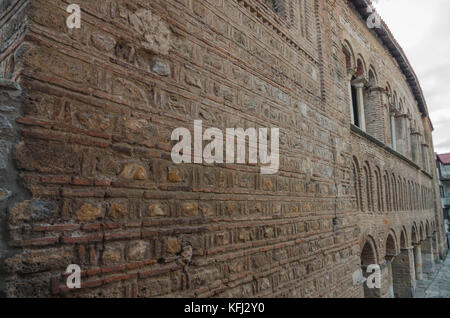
xmin=0 ymin=80 xmax=31 ymax=297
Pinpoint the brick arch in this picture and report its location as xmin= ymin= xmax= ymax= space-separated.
xmin=383 ymin=171 xmax=391 ymax=212
xmin=362 ymin=161 xmax=373 ymax=212
xmin=391 ymin=173 xmax=398 ymax=211
xmin=399 ymin=226 xmax=408 ymax=248
xmin=385 ymin=82 xmax=392 ymax=103
xmin=408 ymin=180 xmax=413 ymax=210
xmin=342 ymin=39 xmax=355 ymax=70
xmin=425 ymin=220 xmax=431 ymax=238
xmin=398 ymin=99 xmax=404 ymax=113
xmin=356 ymin=54 xmax=367 ymax=78
xmin=413 ymin=182 xmax=419 ymax=210
xmin=417 ymin=183 xmax=421 ymax=210
xmin=352 ymin=156 xmax=362 ymax=211
xmin=385 ymin=229 xmax=399 ymax=259
xmin=398 ymin=176 xmax=404 ymax=211
xmin=373 ymin=166 xmax=383 ymax=212
xmin=404 ymin=179 xmax=407 ymax=210
xmin=420 ymin=185 xmax=424 ymax=210
xmin=419 ymin=222 xmax=426 ymax=241
xmin=422 ymin=186 xmax=425 ymax=209
xmin=360 ymin=234 xmax=379 ymax=265
xmin=411 ymin=223 xmax=419 ymax=244
xmin=393 ymin=91 xmax=398 ymax=109
xmin=368 ymin=66 xmax=377 ymax=86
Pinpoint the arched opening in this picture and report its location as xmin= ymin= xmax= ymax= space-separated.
xmin=394 ymin=98 xmax=408 ymax=156
xmin=412 ymin=225 xmax=418 ymax=244
xmin=363 ymin=163 xmax=373 ymax=212
xmin=398 ymin=178 xmax=403 ymax=211
xmin=408 ymin=181 xmax=412 ymax=210
xmin=385 ymin=233 xmax=397 ymax=298
xmin=384 ymin=173 xmax=391 ymax=211
xmin=421 ymin=130 xmax=430 ymax=173
xmin=391 ymin=92 xmax=401 ymax=152
xmin=350 ymin=57 xmax=367 ymax=131
xmin=413 ymin=183 xmax=418 ymax=210
xmin=356 ymin=58 xmax=365 ymax=77
xmin=352 ymin=157 xmax=362 ymax=211
xmin=392 ymin=174 xmax=398 ymax=211
xmin=404 ymin=180 xmax=408 ymax=210
xmin=351 ymin=76 xmax=359 ymax=126
xmin=410 ymin=119 xmax=420 ymax=164
xmin=400 ymin=230 xmax=407 ymax=249
xmin=343 ymin=41 xmax=359 ymax=128
xmin=361 ymin=237 xmax=380 ymax=298
xmin=373 ymin=169 xmax=380 ymax=212
xmin=419 ymin=223 xmax=425 ymax=241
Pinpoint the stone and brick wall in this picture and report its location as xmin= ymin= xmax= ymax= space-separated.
xmin=0 ymin=0 xmax=446 ymax=297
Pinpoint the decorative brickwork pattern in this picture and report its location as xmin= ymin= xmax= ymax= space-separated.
xmin=0 ymin=0 xmax=446 ymax=298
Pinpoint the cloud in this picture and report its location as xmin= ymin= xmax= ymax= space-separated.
xmin=375 ymin=0 xmax=450 ymax=154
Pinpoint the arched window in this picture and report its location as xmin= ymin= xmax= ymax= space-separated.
xmin=374 ymin=168 xmax=383 ymax=212
xmin=356 ymin=58 xmax=365 ymax=77
xmin=414 ymin=183 xmax=419 ymax=210
xmin=408 ymin=181 xmax=412 ymax=210
xmin=398 ymin=177 xmax=403 ymax=211
xmin=352 ymin=157 xmax=362 ymax=211
xmin=392 ymin=174 xmax=398 ymax=211
xmin=421 ymin=138 xmax=430 ymax=173
xmin=343 ymin=42 xmax=359 ymax=128
xmin=361 ymin=236 xmax=380 ymax=297
xmin=351 ymin=75 xmax=359 ymax=126
xmin=384 ymin=173 xmax=391 ymax=211
xmin=420 ymin=186 xmax=425 ymax=210
xmin=363 ymin=163 xmax=373 ymax=212
xmin=368 ymin=69 xmax=377 ymax=87
xmin=410 ymin=119 xmax=420 ymax=164
xmin=350 ymin=58 xmax=367 ymax=131
xmin=394 ymin=98 xmax=406 ymax=155
xmin=389 ymin=91 xmax=398 ymax=151
xmin=404 ymin=180 xmax=408 ymax=210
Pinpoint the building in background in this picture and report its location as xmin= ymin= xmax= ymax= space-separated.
xmin=437 ymin=153 xmax=450 ymax=233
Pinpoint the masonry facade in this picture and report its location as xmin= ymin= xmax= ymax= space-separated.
xmin=437 ymin=153 xmax=450 ymax=224
xmin=0 ymin=0 xmax=447 ymax=298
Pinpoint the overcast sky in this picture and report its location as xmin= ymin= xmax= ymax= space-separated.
xmin=373 ymin=0 xmax=450 ymax=155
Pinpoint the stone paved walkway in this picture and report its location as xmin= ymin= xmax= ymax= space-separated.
xmin=415 ymin=254 xmax=450 ymax=298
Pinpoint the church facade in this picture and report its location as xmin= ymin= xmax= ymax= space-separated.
xmin=0 ymin=0 xmax=446 ymax=297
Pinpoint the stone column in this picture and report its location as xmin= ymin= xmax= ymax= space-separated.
xmin=390 ymin=107 xmax=397 ymax=151
xmin=391 ymin=247 xmax=416 ymax=298
xmin=382 ymin=91 xmax=391 ymax=145
xmin=422 ymin=237 xmax=435 ymax=274
xmin=354 ymin=82 xmax=366 ymax=131
xmin=410 ymin=131 xmax=421 ymax=164
xmin=414 ymin=244 xmax=423 ymax=280
xmin=380 ymin=260 xmax=395 ymax=298
xmin=348 ymin=81 xmax=355 ymax=125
